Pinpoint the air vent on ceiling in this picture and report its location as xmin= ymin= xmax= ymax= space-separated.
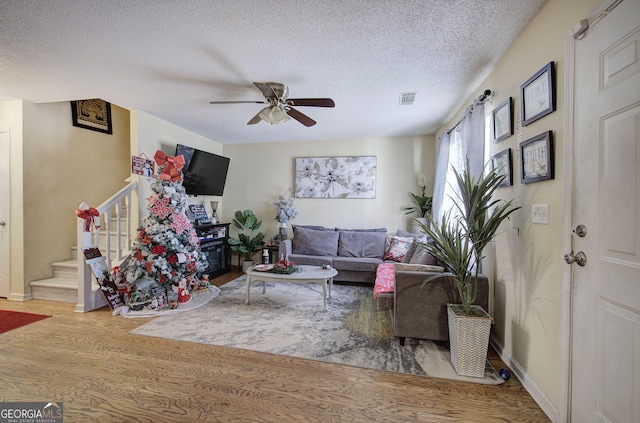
xmin=399 ymin=92 xmax=416 ymax=105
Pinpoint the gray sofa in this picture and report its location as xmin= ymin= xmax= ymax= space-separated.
xmin=278 ymin=225 xmax=438 ymax=284
xmin=279 ymin=224 xmax=490 ymax=344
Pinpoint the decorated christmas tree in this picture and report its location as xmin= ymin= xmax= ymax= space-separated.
xmin=124 ymin=150 xmax=208 ymax=307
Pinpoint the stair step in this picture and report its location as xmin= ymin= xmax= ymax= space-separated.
xmin=30 ymin=277 xmax=77 ymax=303
xmin=39 ymin=218 xmax=130 ymax=305
xmin=52 ymin=260 xmax=78 ymax=279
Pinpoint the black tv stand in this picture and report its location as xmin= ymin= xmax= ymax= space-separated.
xmin=194 ymin=222 xmax=230 ymax=279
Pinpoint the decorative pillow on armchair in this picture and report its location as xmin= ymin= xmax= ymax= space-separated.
xmin=382 ymin=236 xmax=413 ymax=262
xmin=399 ymin=235 xmax=438 ymax=265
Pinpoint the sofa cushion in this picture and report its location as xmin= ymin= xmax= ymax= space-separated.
xmin=382 ymin=236 xmax=413 ymax=262
xmin=337 ymin=230 xmax=386 ymax=258
xmin=287 ymin=254 xmax=332 ymax=267
xmin=332 ymin=257 xmax=382 ymax=273
xmin=293 ymin=224 xmax=335 ymax=232
xmin=292 ymin=227 xmax=340 ymax=256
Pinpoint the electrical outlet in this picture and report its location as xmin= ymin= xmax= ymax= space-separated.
xmin=532 ymin=204 xmax=549 ymax=224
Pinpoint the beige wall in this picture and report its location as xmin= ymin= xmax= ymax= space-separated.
xmin=0 ymin=100 xmax=130 ymax=296
xmin=130 ymin=110 xmax=224 ymax=223
xmin=221 ymin=135 xmax=435 ymax=250
xmin=435 ymin=0 xmax=599 ymax=415
xmin=20 ymin=101 xmax=131 ymax=287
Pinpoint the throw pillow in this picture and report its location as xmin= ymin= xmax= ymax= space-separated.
xmin=396 ymin=228 xmax=424 ymax=238
xmin=402 ymin=238 xmax=418 ymax=263
xmin=409 ymin=242 xmax=437 ymax=265
xmin=292 ymin=227 xmax=340 ymax=256
xmin=382 ymin=236 xmax=413 ymax=262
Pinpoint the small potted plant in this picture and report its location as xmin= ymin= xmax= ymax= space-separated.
xmin=228 ymin=209 xmax=266 ymax=272
xmin=416 ymin=158 xmax=519 ymax=377
xmin=403 ymin=174 xmax=433 ymax=233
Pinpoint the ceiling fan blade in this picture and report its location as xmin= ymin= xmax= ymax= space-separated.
xmin=253 ymin=82 xmax=278 ymax=99
xmin=247 ymin=112 xmax=262 ymax=125
xmin=286 ymin=98 xmax=335 ymax=108
xmin=286 ymin=107 xmax=316 ymax=127
xmin=209 ymin=100 xmax=266 ymax=104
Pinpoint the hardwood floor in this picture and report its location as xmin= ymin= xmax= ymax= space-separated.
xmin=0 ymin=269 xmax=549 ymax=422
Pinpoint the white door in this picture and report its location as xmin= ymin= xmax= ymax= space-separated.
xmin=0 ymin=129 xmax=10 ymax=298
xmin=570 ymin=0 xmax=640 ymax=421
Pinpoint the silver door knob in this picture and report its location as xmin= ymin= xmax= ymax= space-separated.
xmin=564 ymin=251 xmax=587 ymax=266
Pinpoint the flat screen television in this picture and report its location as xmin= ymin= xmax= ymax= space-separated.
xmin=175 ymin=144 xmax=230 ymax=196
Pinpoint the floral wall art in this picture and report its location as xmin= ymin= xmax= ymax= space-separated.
xmin=295 ymin=156 xmax=377 ymax=198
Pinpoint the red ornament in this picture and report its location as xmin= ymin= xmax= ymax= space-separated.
xmin=178 ymin=286 xmax=191 ymax=304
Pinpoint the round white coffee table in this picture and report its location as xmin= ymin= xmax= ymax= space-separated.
xmin=245 ymin=265 xmax=338 ymax=311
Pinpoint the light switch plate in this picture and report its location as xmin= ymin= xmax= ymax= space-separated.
xmin=532 ymin=204 xmax=549 ymax=224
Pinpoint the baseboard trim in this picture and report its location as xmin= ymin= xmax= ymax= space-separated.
xmin=490 ymin=336 xmax=557 ymax=422
xmin=8 ymin=292 xmax=32 ymax=301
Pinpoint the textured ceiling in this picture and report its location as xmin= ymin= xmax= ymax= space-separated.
xmin=0 ymin=0 xmax=546 ymax=144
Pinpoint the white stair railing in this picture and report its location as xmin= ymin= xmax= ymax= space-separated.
xmin=75 ymin=180 xmax=137 ymax=312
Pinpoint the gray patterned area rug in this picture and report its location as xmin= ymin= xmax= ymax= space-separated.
xmin=130 ymin=276 xmax=504 ymax=385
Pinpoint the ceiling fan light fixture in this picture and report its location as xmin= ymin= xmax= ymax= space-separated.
xmin=259 ymin=105 xmax=290 ymax=124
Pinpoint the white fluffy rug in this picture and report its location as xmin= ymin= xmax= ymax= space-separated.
xmin=130 ymin=276 xmax=504 ymax=385
xmin=119 ymin=286 xmax=221 ymax=318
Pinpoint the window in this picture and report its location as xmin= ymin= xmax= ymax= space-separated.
xmin=432 ymin=95 xmax=489 ymax=223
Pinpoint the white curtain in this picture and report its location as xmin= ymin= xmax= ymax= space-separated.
xmin=431 ymin=99 xmax=486 ymax=223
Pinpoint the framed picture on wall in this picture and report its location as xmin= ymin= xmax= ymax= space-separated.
xmin=492 ymin=97 xmax=513 ymax=143
xmin=294 ymin=156 xmax=377 ymax=198
xmin=70 ymin=99 xmax=113 ymax=134
xmin=520 ymin=62 xmax=555 ymax=126
xmin=491 ymin=148 xmax=512 ymax=187
xmin=520 ymin=131 xmax=554 ymax=183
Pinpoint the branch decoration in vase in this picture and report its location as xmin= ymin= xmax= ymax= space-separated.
xmin=273 ymin=187 xmax=297 ymax=239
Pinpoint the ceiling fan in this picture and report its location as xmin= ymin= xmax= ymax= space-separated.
xmin=209 ymin=82 xmax=335 ymax=127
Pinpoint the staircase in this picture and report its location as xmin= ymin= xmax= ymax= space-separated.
xmin=30 ymin=231 xmax=129 ymax=304
xmin=30 ymin=181 xmax=137 ymax=311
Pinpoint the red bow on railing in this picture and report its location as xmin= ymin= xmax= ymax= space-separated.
xmin=154 ymin=150 xmax=185 ymax=182
xmin=76 ymin=206 xmax=100 ymax=232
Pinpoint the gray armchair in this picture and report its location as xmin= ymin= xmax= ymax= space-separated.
xmin=377 ymin=270 xmax=489 ymax=345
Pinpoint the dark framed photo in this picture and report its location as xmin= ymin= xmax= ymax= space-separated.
xmin=492 ymin=97 xmax=513 ymax=143
xmin=71 ymin=99 xmax=112 ymax=134
xmin=491 ymin=148 xmax=512 ymax=187
xmin=520 ymin=131 xmax=554 ymax=184
xmin=520 ymin=62 xmax=555 ymax=126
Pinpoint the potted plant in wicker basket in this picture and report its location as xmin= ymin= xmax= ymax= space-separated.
xmin=416 ymin=159 xmax=519 ymax=377
xmin=228 ymin=209 xmax=266 ymax=272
